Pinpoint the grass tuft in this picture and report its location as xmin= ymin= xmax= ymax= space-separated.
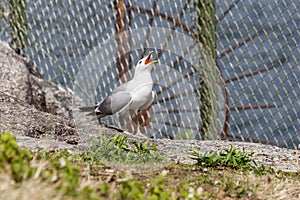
xmin=81 ymin=133 xmax=163 ymax=164
xmin=189 ymin=145 xmax=256 ymax=170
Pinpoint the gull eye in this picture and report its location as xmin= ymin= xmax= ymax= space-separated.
xmin=138 ymin=60 xmax=142 ymax=64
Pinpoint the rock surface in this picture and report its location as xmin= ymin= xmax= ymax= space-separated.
xmin=0 ymin=41 xmax=79 ymax=144
xmin=0 ymin=40 xmax=299 ymax=172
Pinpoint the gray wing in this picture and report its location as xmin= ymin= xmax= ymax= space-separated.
xmin=138 ymin=91 xmax=155 ymax=111
xmin=112 ymin=81 xmax=130 ymax=94
xmin=80 ymin=81 xmax=133 ymax=118
xmin=95 ymin=92 xmax=132 ymax=116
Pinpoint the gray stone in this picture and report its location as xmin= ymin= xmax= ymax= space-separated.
xmin=0 ymin=40 xmax=79 ymax=144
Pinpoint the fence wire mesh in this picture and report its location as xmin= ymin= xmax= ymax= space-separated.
xmin=0 ymin=0 xmax=299 ymax=149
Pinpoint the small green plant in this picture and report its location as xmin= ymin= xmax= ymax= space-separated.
xmin=198 ymin=175 xmax=214 ymax=185
xmin=0 ymin=131 xmax=35 ymax=182
xmin=118 ymin=172 xmax=172 ymax=200
xmin=50 ymin=156 xmax=81 ymax=196
xmin=36 ymin=149 xmax=81 ymax=162
xmin=0 ymin=132 xmax=81 ymax=196
xmin=120 ymin=179 xmax=145 ymax=200
xmin=235 ymin=187 xmax=248 ymax=198
xmin=81 ymin=133 xmax=163 ymax=164
xmin=132 ymin=140 xmax=158 ymax=155
xmin=98 ymin=183 xmax=110 ymax=198
xmin=188 ymin=145 xmax=257 ymax=170
xmin=35 ymin=149 xmax=81 ymax=196
xmin=221 ymin=175 xmax=256 ymax=198
xmin=148 ymin=174 xmax=172 ymax=200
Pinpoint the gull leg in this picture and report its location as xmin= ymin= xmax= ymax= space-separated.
xmin=130 ymin=110 xmax=145 ymax=137
xmin=135 ymin=111 xmax=146 ymax=137
xmin=136 ymin=113 xmax=141 ymax=134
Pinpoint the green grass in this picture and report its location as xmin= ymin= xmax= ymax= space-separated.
xmin=188 ymin=145 xmax=256 ymax=170
xmin=81 ymin=133 xmax=163 ymax=164
xmin=188 ymin=145 xmax=274 ymax=175
xmin=0 ymin=131 xmax=299 ymax=199
xmin=0 ymin=131 xmax=35 ymax=182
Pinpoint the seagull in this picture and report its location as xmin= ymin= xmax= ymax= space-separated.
xmin=79 ymin=51 xmax=158 ymax=133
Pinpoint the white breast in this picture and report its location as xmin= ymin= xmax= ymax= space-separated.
xmin=129 ymin=82 xmax=153 ymax=111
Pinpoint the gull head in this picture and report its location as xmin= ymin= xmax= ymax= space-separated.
xmin=135 ymin=51 xmax=158 ymax=73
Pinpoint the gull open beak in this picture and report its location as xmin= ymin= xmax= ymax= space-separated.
xmin=145 ymin=51 xmax=158 ymax=65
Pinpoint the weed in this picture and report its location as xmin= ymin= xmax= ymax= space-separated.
xmin=34 ymin=149 xmax=81 ymax=196
xmin=81 ymin=133 xmax=163 ymax=164
xmin=79 ymin=186 xmax=97 ymax=200
xmin=0 ymin=131 xmax=35 ymax=182
xmin=51 ymin=157 xmax=81 ymax=196
xmin=235 ymin=187 xmax=248 ymax=197
xmin=98 ymin=183 xmax=110 ymax=198
xmin=198 ymin=175 xmax=214 ymax=185
xmin=148 ymin=174 xmax=172 ymax=200
xmin=224 ymin=178 xmax=234 ymax=192
xmin=188 ymin=145 xmax=256 ymax=170
xmin=36 ymin=149 xmax=81 ymax=162
xmin=253 ymin=165 xmax=274 ymax=175
xmin=120 ymin=179 xmax=145 ymax=200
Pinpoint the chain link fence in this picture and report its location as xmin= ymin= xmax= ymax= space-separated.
xmin=0 ymin=0 xmax=299 ymax=149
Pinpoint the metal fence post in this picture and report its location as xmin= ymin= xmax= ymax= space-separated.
xmin=9 ymin=0 xmax=28 ymax=53
xmin=196 ymin=0 xmax=219 ymax=139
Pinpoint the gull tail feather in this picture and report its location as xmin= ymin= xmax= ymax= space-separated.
xmin=79 ymin=106 xmax=97 ymax=117
xmin=79 ymin=106 xmax=107 ymax=119
xmin=79 ymin=106 xmax=96 ymax=112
